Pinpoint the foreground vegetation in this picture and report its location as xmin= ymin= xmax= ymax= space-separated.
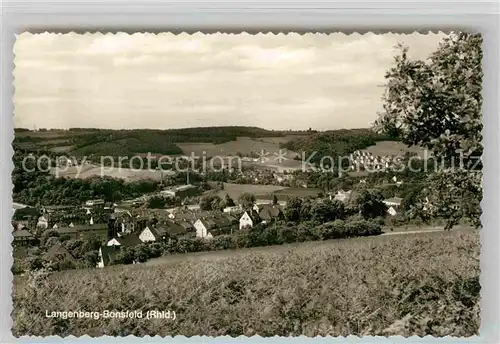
xmin=12 ymin=230 xmax=479 ymax=337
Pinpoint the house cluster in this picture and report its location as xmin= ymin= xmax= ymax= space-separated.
xmin=96 ymin=201 xmax=284 ymax=267
xmin=12 ymin=199 xmax=116 ymax=247
xmin=12 ymin=195 xmax=286 ymax=269
xmin=349 ymin=151 xmax=402 ymax=172
xmin=238 ymin=203 xmax=284 ymax=230
xmin=330 ymin=189 xmax=403 ymax=216
xmin=225 ymin=168 xmax=296 ymax=186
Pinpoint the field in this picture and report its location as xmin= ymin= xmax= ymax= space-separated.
xmin=50 ymin=164 xmax=175 ymax=181
xmin=360 ymin=140 xmax=427 ymax=158
xmin=12 ymin=230 xmax=480 ymax=337
xmin=14 ymin=130 xmax=93 ymax=152
xmin=214 ymin=183 xmax=288 ymax=200
xmin=177 ymin=136 xmax=300 ymax=158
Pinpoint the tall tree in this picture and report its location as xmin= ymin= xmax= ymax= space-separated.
xmin=224 ymin=194 xmax=236 ymax=207
xmin=284 ymin=197 xmax=303 ymax=222
xmin=238 ymin=193 xmax=256 ymax=208
xmin=375 ymin=32 xmax=482 ymax=229
xmin=353 ymin=190 xmax=388 ymax=219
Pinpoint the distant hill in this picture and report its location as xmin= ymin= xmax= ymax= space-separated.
xmin=13 ymin=127 xmax=412 ymax=162
xmin=13 ymin=126 xmax=287 ymax=157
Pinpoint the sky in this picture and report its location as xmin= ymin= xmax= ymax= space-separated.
xmin=14 ymin=32 xmax=446 ymax=131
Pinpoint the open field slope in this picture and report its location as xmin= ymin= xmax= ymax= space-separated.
xmin=177 ymin=136 xmax=300 ymax=158
xmin=214 ymin=183 xmax=288 ymax=200
xmin=12 ymin=230 xmax=479 ymax=337
xmin=50 ymin=165 xmax=175 ymax=181
xmin=14 ymin=127 xmax=295 ymax=157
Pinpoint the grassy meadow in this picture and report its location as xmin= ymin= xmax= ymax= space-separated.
xmin=12 ymin=230 xmax=479 ymax=337
xmin=360 ymin=140 xmax=427 ymax=158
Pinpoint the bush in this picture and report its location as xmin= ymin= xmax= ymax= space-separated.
xmin=148 ymin=243 xmax=163 ymax=258
xmin=114 ymin=247 xmax=135 ymax=265
xmin=25 ymin=256 xmax=43 ymax=271
xmin=345 ymin=220 xmax=382 ymax=237
xmin=84 ymin=250 xmax=99 ymax=268
xmin=261 ymin=226 xmax=281 ymax=246
xmin=277 ymin=225 xmax=296 ymax=243
xmin=233 ymin=231 xmax=251 ymax=249
xmin=58 ymin=259 xmax=77 ymax=271
xmin=296 ymin=222 xmax=317 ymax=242
xmin=11 ymin=231 xmax=480 ymax=337
xmin=40 ymin=230 xmax=59 ymax=246
xmin=43 ymin=237 xmax=60 ymax=250
xmin=211 ymin=235 xmax=234 ymax=251
xmin=318 ymin=219 xmax=346 ymax=240
xmin=12 ymin=260 xmax=25 ymax=275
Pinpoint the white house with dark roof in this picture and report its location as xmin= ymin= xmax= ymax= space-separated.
xmin=107 ymin=234 xmax=142 ymax=247
xmin=37 ymin=215 xmax=49 ymax=229
xmin=97 ymin=245 xmax=121 ymax=268
xmin=139 ymin=226 xmax=167 ymax=242
xmin=239 ymin=210 xmax=260 ymax=229
xmin=194 ymin=219 xmax=215 ymax=239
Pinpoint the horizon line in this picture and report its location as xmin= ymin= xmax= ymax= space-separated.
xmin=14 ymin=125 xmax=375 ymax=132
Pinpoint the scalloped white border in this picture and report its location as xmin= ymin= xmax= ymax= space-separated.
xmin=2 ymin=1 xmax=499 ymax=342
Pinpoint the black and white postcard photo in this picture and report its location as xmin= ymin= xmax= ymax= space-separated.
xmin=11 ymin=32 xmax=482 ymax=337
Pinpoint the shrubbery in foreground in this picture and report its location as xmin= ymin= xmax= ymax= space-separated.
xmin=12 ymin=230 xmax=479 ymax=337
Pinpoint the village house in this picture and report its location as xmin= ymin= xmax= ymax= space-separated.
xmin=36 ymin=215 xmax=49 ymax=229
xmin=12 ymin=228 xmax=38 ymax=247
xmin=97 ymin=245 xmax=121 ymax=268
xmin=176 ymin=220 xmax=195 ymax=232
xmin=53 ymin=226 xmax=80 ymax=239
xmin=56 ymin=223 xmax=109 ymax=241
xmin=139 ymin=221 xmax=187 ymax=242
xmin=194 ymin=214 xmax=235 ymax=239
xmin=383 ymin=197 xmax=403 ymax=208
xmin=15 ymin=222 xmax=27 ymax=231
xmin=212 ymin=216 xmax=236 ymax=232
xmin=12 ymin=202 xmax=29 ymax=213
xmin=258 ymin=204 xmax=284 ymax=223
xmin=168 ymin=209 xmax=214 ymax=223
xmin=384 ymin=197 xmax=403 ymax=216
xmin=239 ymin=210 xmax=261 ymax=229
xmin=160 ymin=184 xmax=199 ymax=199
xmin=13 ymin=206 xmax=39 ymax=226
xmin=114 ymin=212 xmax=135 ymax=234
xmin=223 ymin=205 xmax=243 ymax=214
xmin=107 ymin=233 xmax=142 ymax=247
xmin=194 ymin=218 xmax=217 ymax=239
xmin=139 ymin=225 xmax=165 ymax=242
xmin=85 ymin=199 xmax=105 ymax=209
xmin=43 ymin=242 xmax=77 ymax=265
xmin=387 ymin=206 xmax=398 ymax=216
xmin=332 ymin=189 xmax=352 ymax=203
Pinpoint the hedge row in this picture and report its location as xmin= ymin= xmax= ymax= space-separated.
xmin=116 ymin=219 xmax=382 ymax=264
xmin=13 ymin=219 xmax=382 ymax=271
